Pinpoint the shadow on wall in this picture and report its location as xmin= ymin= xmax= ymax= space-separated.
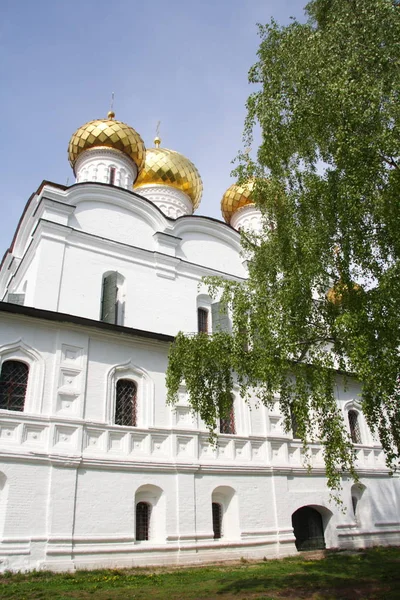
xmin=356 ymin=479 xmax=400 ymax=530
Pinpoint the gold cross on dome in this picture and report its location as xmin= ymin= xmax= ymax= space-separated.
xmin=107 ymin=92 xmax=115 ymax=119
xmin=244 ymin=146 xmax=252 ymax=161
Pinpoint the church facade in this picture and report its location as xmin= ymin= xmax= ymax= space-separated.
xmin=0 ymin=113 xmax=398 ymax=572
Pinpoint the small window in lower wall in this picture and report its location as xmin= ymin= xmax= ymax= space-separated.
xmin=115 ymin=379 xmax=137 ymax=426
xmin=136 ymin=502 xmax=151 ymax=541
xmin=212 ymin=502 xmax=222 ymax=539
xmin=0 ymin=360 xmax=29 ymax=412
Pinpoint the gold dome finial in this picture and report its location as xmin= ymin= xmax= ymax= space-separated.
xmin=107 ymin=92 xmax=115 ymax=120
xmin=154 ymin=120 xmax=161 ymax=147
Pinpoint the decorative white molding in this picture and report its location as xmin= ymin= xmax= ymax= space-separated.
xmin=135 ymin=185 xmax=193 ymax=218
xmin=173 ymin=218 xmax=243 ymax=256
xmin=74 ymin=147 xmax=138 ymax=190
xmin=153 ymin=232 xmax=181 ymax=257
xmin=68 ymin=185 xmax=171 ymax=233
xmin=55 ymin=344 xmax=86 ymax=418
xmin=231 ymin=204 xmax=263 ymax=233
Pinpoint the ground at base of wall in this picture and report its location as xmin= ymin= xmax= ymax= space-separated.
xmin=0 ymin=547 xmax=399 ymax=600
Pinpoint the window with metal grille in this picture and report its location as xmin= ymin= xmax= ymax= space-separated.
xmin=136 ymin=502 xmax=151 ymax=541
xmin=212 ymin=502 xmax=222 ymax=539
xmin=197 ymin=308 xmax=208 ymax=333
xmin=348 ymin=410 xmax=362 ymax=444
xmin=0 ymin=360 xmax=29 ymax=412
xmin=115 ymin=379 xmax=137 ymax=426
xmin=219 ymin=401 xmax=235 ymax=435
xmin=109 ymin=167 xmax=116 ymax=185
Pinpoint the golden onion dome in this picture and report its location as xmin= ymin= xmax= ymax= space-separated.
xmin=68 ymin=112 xmax=146 ymax=172
xmin=221 ymin=180 xmax=255 ymax=224
xmin=134 ymin=137 xmax=203 ymax=209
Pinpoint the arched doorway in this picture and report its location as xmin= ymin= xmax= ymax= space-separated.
xmin=292 ymin=506 xmax=326 ymax=551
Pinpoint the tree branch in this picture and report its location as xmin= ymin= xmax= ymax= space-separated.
xmin=380 ymin=153 xmax=400 ymax=171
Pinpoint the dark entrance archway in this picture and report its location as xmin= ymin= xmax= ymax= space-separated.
xmin=292 ymin=506 xmax=326 ymax=551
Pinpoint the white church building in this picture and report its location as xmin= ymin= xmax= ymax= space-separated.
xmin=0 ymin=113 xmax=398 ymax=572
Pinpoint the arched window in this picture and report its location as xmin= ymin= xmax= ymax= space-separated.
xmin=348 ymin=410 xmax=362 ymax=444
xmin=136 ymin=501 xmax=151 ymax=541
xmin=351 ymin=483 xmax=366 ymax=524
xmin=212 ymin=502 xmax=222 ymax=539
xmin=197 ymin=308 xmax=208 ymax=333
xmin=220 ymin=399 xmax=235 ymax=434
xmin=115 ymin=379 xmax=137 ymax=426
xmin=0 ymin=360 xmax=29 ymax=412
xmin=101 ymin=272 xmax=125 ymax=325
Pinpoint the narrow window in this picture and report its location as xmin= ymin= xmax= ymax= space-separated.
xmin=136 ymin=502 xmax=151 ymax=541
xmin=348 ymin=410 xmax=362 ymax=444
xmin=211 ymin=302 xmax=230 ymax=333
xmin=352 ymin=495 xmax=358 ymax=517
xmin=197 ymin=308 xmax=208 ymax=333
xmin=115 ymin=379 xmax=137 ymax=426
xmin=101 ymin=272 xmax=122 ymax=324
xmin=0 ymin=360 xmax=29 ymax=412
xmin=220 ymin=400 xmax=235 ymax=434
xmin=212 ymin=502 xmax=222 ymax=539
xmin=109 ymin=167 xmax=116 ymax=185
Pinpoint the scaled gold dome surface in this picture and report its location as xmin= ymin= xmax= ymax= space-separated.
xmin=221 ymin=180 xmax=255 ymax=223
xmin=134 ymin=145 xmax=203 ymax=209
xmin=68 ymin=117 xmax=146 ymax=172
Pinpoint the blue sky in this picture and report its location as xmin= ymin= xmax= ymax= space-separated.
xmin=0 ymin=0 xmax=306 ymax=251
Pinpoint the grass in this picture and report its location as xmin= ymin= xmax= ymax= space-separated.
xmin=0 ymin=547 xmax=399 ymax=600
